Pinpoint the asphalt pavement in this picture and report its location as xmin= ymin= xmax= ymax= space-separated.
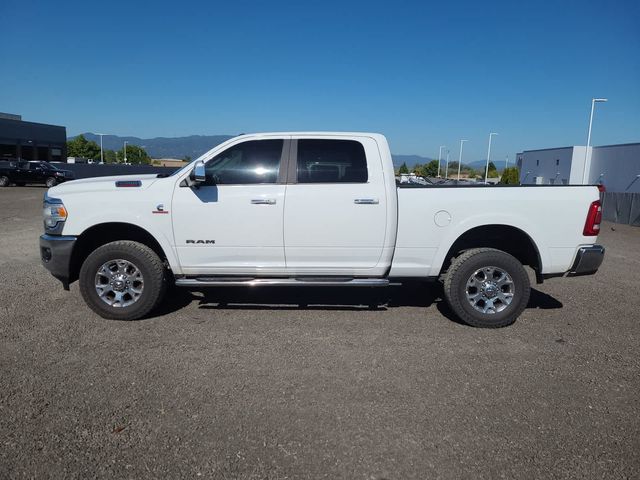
xmin=1 ymin=186 xmax=638 ymax=479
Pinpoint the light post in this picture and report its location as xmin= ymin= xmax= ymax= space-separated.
xmin=123 ymin=141 xmax=128 ymax=164
xmin=445 ymin=150 xmax=450 ymax=178
xmin=583 ymin=98 xmax=608 ymax=184
xmin=97 ymin=133 xmax=105 ymax=164
xmin=457 ymin=139 xmax=468 ymax=181
xmin=437 ymin=145 xmax=446 ymax=178
xmin=484 ymin=132 xmax=498 ymax=182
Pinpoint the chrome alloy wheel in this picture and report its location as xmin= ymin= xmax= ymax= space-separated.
xmin=465 ymin=266 xmax=514 ymax=314
xmin=94 ymin=259 xmax=144 ymax=307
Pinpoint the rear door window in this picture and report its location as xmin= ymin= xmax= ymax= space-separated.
xmin=296 ymin=139 xmax=368 ymax=183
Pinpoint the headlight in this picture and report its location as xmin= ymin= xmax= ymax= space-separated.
xmin=43 ymin=194 xmax=68 ymax=230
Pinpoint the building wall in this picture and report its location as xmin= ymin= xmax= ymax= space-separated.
xmin=518 ymin=147 xmax=574 ymax=185
xmin=518 ymin=144 xmax=640 ymax=193
xmin=589 ymin=143 xmax=640 ymax=193
xmin=0 ymin=118 xmax=67 ymax=161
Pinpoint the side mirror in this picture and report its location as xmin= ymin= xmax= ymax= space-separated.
xmin=187 ymin=160 xmax=206 ymax=186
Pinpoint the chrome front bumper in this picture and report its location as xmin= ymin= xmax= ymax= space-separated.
xmin=569 ymin=245 xmax=605 ymax=276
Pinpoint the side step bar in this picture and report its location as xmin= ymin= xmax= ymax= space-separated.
xmin=174 ymin=277 xmax=390 ymax=288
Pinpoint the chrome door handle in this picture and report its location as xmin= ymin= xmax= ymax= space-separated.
xmin=251 ymin=198 xmax=276 ymax=205
xmin=354 ymin=198 xmax=379 ymax=204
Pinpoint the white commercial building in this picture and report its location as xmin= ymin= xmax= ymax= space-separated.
xmin=516 ymin=143 xmax=640 ymax=193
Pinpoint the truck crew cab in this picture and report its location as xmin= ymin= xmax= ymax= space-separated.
xmin=39 ymin=133 xmax=604 ymax=327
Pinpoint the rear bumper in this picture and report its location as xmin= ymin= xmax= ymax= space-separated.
xmin=568 ymin=244 xmax=605 ymax=276
xmin=39 ymin=234 xmax=77 ymax=289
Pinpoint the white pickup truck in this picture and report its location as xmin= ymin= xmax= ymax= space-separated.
xmin=39 ymin=132 xmax=605 ymax=327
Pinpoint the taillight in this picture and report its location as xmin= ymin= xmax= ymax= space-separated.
xmin=597 ymin=184 xmax=606 ymax=193
xmin=583 ymin=200 xmax=602 ymax=236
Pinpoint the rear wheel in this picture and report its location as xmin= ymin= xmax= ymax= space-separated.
xmin=443 ymin=248 xmax=530 ymax=328
xmin=0 ymin=176 xmax=9 ymax=187
xmin=79 ymin=241 xmax=166 ymax=320
xmin=45 ymin=177 xmax=57 ymax=188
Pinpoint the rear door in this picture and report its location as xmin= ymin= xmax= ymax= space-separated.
xmin=14 ymin=162 xmax=31 ymax=183
xmin=171 ymin=138 xmax=289 ymax=275
xmin=283 ymin=136 xmax=388 ymax=275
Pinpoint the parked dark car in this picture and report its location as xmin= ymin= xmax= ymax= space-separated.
xmin=0 ymin=161 xmax=75 ymax=187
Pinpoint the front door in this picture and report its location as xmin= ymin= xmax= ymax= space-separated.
xmin=283 ymin=137 xmax=388 ymax=275
xmin=171 ymin=138 xmax=288 ymax=275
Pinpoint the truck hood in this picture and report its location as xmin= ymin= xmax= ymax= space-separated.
xmin=48 ymin=174 xmax=160 ymax=196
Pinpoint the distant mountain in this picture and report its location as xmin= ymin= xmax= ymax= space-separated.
xmin=465 ymin=159 xmax=508 ymax=173
xmin=72 ymin=133 xmax=234 ymax=159
xmin=392 ymin=155 xmax=434 ymax=168
xmin=69 ymin=133 xmax=507 ymax=171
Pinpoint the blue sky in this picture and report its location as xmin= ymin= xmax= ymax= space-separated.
xmin=1 ymin=0 xmax=639 ymax=161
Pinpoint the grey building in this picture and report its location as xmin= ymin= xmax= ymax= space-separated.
xmin=516 ymin=143 xmax=640 ymax=194
xmin=0 ymin=113 xmax=67 ymax=162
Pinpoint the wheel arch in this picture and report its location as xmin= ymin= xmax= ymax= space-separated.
xmin=69 ymin=222 xmax=171 ymax=284
xmin=438 ymin=224 xmax=544 ymax=283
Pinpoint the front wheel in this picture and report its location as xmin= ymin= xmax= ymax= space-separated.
xmin=79 ymin=241 xmax=167 ymax=320
xmin=45 ymin=177 xmax=57 ymax=188
xmin=443 ymin=248 xmax=530 ymax=328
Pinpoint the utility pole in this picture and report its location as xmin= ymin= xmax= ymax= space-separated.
xmin=437 ymin=145 xmax=446 ymax=178
xmin=97 ymin=133 xmax=105 ymax=164
xmin=445 ymin=150 xmax=450 ymax=178
xmin=583 ymin=98 xmax=608 ymax=184
xmin=484 ymin=133 xmax=498 ymax=182
xmin=457 ymin=139 xmax=468 ymax=181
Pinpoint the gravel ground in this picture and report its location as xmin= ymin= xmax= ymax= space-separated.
xmin=1 ymin=186 xmax=638 ymax=479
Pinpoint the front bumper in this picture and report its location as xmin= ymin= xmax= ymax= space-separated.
xmin=568 ymin=244 xmax=605 ymax=276
xmin=39 ymin=234 xmax=77 ymax=289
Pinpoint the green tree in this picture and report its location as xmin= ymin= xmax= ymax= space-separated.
xmin=484 ymin=161 xmax=499 ymax=179
xmin=417 ymin=159 xmax=439 ymax=177
xmin=116 ymin=144 xmax=151 ymax=165
xmin=398 ymin=162 xmax=409 ymax=175
xmin=67 ymin=135 xmax=101 ymax=160
xmin=500 ymin=167 xmax=520 ymax=184
xmin=103 ymin=149 xmax=117 ymax=164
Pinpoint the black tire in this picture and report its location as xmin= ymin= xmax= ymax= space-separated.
xmin=0 ymin=176 xmax=9 ymax=187
xmin=443 ymin=248 xmax=530 ymax=328
xmin=79 ymin=241 xmax=167 ymax=320
xmin=45 ymin=177 xmax=57 ymax=188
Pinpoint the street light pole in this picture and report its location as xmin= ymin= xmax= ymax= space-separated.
xmin=437 ymin=145 xmax=446 ymax=177
xmin=97 ymin=133 xmax=104 ymax=164
xmin=123 ymin=141 xmax=128 ymax=164
xmin=484 ymin=133 xmax=498 ymax=182
xmin=445 ymin=150 xmax=450 ymax=178
xmin=583 ymin=98 xmax=608 ymax=184
xmin=457 ymin=139 xmax=468 ymax=181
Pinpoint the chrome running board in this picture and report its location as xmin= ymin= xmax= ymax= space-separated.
xmin=174 ymin=277 xmax=389 ymax=288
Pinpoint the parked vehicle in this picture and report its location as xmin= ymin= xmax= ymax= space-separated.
xmin=0 ymin=161 xmax=74 ymax=187
xmin=39 ymin=133 xmax=604 ymax=327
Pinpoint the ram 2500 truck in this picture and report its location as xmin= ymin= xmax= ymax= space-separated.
xmin=39 ymin=133 xmax=605 ymax=327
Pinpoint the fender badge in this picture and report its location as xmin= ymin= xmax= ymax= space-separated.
xmin=152 ymin=204 xmax=169 ymax=214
